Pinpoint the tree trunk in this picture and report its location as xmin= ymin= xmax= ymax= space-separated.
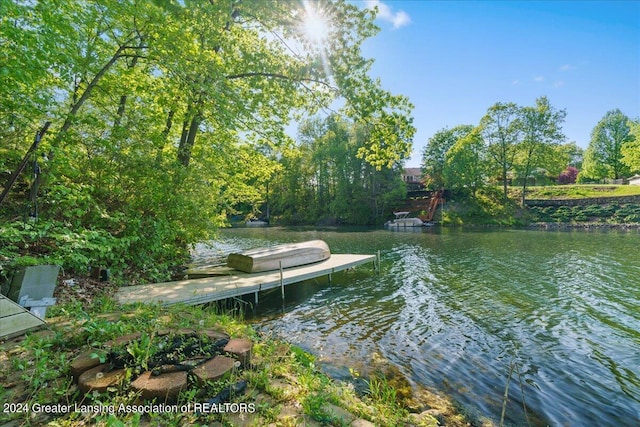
xmin=0 ymin=122 xmax=51 ymax=206
xmin=112 ymin=56 xmax=139 ymax=132
xmin=56 ymin=44 xmax=128 ymax=143
xmin=520 ymin=146 xmax=536 ymax=207
xmin=156 ymin=110 xmax=175 ymax=163
xmin=502 ymin=165 xmax=508 ymax=199
xmin=177 ymin=113 xmax=201 ymax=167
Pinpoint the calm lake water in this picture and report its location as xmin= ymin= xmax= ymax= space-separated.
xmin=194 ymin=227 xmax=640 ymax=427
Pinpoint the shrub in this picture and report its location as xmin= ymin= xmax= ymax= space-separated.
xmin=558 ymin=166 xmax=578 ymax=185
xmin=0 ymin=220 xmax=132 ymax=280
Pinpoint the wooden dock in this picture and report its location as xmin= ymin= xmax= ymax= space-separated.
xmin=116 ymin=254 xmax=377 ymax=307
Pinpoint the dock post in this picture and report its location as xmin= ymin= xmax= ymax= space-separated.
xmin=279 ymin=261 xmax=285 ymax=301
xmin=255 ymin=291 xmax=259 ymax=305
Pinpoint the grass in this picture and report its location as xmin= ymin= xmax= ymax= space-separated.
xmin=442 ymin=187 xmax=525 ymax=226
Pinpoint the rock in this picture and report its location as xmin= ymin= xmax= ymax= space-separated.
xmin=102 ymin=332 xmax=142 ymax=349
xmin=224 ymin=338 xmax=253 ymax=367
xmin=70 ymin=349 xmax=104 ymax=380
xmin=351 ymin=419 xmax=376 ymax=427
xmin=130 ymin=370 xmax=188 ymax=402
xmin=224 ymin=412 xmax=255 ymax=427
xmin=276 ymin=404 xmax=323 ymax=427
xmin=323 ymin=403 xmax=356 ymax=424
xmin=192 ymin=355 xmax=236 ymax=385
xmin=204 ymin=329 xmax=230 ymax=341
xmin=205 ymin=379 xmax=247 ymax=405
xmin=409 ymin=410 xmax=441 ymax=427
xmin=77 ymin=364 xmax=126 ymax=393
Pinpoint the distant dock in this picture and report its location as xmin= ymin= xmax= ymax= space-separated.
xmin=116 ymin=254 xmax=377 ymax=307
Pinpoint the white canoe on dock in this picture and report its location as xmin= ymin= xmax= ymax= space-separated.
xmin=227 ymin=240 xmax=330 ymax=273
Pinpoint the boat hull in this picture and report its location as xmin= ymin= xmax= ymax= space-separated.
xmin=245 ymin=220 xmax=268 ymax=227
xmin=385 ymin=218 xmax=425 ymax=228
xmin=226 ymin=240 xmax=331 ymax=273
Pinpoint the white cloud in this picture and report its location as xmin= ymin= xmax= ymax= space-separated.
xmin=392 ymin=10 xmax=411 ymax=28
xmin=365 ymin=0 xmax=411 ymax=29
xmin=559 ymin=64 xmax=575 ymax=71
xmin=512 ymin=80 xmax=520 ymax=85
xmin=554 ymin=80 xmax=565 ymax=88
xmin=533 ymin=76 xmax=545 ymax=82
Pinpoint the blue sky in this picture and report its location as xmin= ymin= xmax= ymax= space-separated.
xmin=356 ymin=0 xmax=640 ymax=167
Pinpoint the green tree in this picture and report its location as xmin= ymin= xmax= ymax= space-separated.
xmin=1 ymin=0 xmax=414 ymax=279
xmin=529 ymin=142 xmax=580 ymax=185
xmin=515 ymin=96 xmax=566 ymax=205
xmin=271 ymin=145 xmax=317 ymax=224
xmin=479 ymin=102 xmax=521 ymax=198
xmin=351 ymin=123 xmax=406 ymax=224
xmin=444 ymin=128 xmax=487 ymax=197
xmin=270 ymin=114 xmax=405 ymax=225
xmin=579 ymin=109 xmax=633 ymax=181
xmin=558 ymin=142 xmax=584 ymax=169
xmin=621 ymin=119 xmax=640 ymax=173
xmin=421 ymin=125 xmax=473 ymax=189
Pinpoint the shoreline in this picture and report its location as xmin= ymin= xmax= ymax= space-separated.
xmin=0 ymin=297 xmax=471 ymax=427
xmin=526 ymin=221 xmax=640 ymax=230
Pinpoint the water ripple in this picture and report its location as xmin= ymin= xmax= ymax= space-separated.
xmin=212 ymin=227 xmax=640 ymax=427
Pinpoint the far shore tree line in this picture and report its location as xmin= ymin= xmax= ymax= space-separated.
xmin=421 ymin=102 xmax=639 ymax=205
xmin=264 ymin=114 xmax=408 ymax=226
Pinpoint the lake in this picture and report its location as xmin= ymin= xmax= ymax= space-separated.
xmin=194 ymin=226 xmax=640 ymax=427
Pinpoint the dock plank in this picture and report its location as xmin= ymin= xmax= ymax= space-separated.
xmin=0 ymin=295 xmax=46 ymax=340
xmin=116 ymin=254 xmax=376 ymax=306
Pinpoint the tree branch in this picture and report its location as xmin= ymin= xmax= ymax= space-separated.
xmin=55 ymin=38 xmax=146 ymax=142
xmin=225 ymin=71 xmax=338 ymax=91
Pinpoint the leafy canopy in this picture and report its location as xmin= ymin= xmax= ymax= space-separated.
xmin=580 ymin=109 xmax=634 ymax=181
xmin=1 ymin=0 xmax=414 ymax=280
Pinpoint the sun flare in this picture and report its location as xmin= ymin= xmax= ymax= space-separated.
xmin=301 ymin=1 xmax=330 ymax=46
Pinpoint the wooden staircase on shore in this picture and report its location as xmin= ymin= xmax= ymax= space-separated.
xmin=395 ymin=190 xmax=445 ymax=223
xmin=423 ymin=190 xmax=445 ymax=222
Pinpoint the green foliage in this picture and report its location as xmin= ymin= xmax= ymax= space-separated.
xmin=480 ymin=102 xmax=521 ymax=198
xmin=442 ymin=188 xmax=522 ymax=226
xmin=527 ymin=203 xmax=640 ymax=224
xmin=0 ymin=220 xmax=131 ymax=279
xmin=556 ymin=141 xmax=584 ymax=170
xmin=0 ymin=301 xmax=435 ymax=426
xmin=1 ymin=0 xmax=414 ymax=277
xmin=579 ymin=109 xmax=634 ymax=181
xmin=514 ymin=96 xmax=567 ymax=205
xmin=524 ymin=184 xmax=640 ymax=199
xmin=270 ymin=114 xmax=407 ymax=225
xmin=422 ymin=125 xmax=474 ymax=190
xmin=366 ymin=375 xmax=398 ymax=405
xmin=621 ymin=119 xmax=640 ymax=173
xmin=428 ymin=98 xmax=567 ymax=203
xmin=291 ymin=345 xmax=316 ymax=368
xmin=444 ymin=127 xmax=487 ymax=196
